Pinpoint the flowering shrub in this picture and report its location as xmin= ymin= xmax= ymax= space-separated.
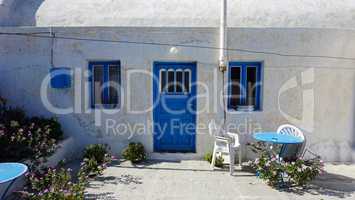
xmin=248 ymin=148 xmax=324 ymax=187
xmin=0 ymin=99 xmax=63 ymax=165
xmin=0 ymin=98 xmax=114 ymax=199
xmin=80 ymin=144 xmax=112 ymax=177
xmin=283 ymin=158 xmax=323 ymax=186
xmin=23 ymin=167 xmax=86 ymax=200
xmin=21 ymin=144 xmax=113 ymax=200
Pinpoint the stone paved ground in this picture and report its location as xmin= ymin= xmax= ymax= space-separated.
xmin=85 ymin=160 xmax=355 ymax=200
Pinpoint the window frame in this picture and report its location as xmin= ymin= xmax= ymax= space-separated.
xmin=159 ymin=68 xmax=191 ymax=95
xmin=88 ymin=61 xmax=121 ymax=109
xmin=183 ymin=69 xmax=191 ymax=94
xmin=228 ymin=61 xmax=263 ymax=111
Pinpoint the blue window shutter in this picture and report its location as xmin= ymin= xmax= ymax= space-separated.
xmin=228 ymin=65 xmax=242 ymax=109
xmin=103 ymin=64 xmax=109 ymax=106
xmin=241 ymin=64 xmax=247 ymax=106
xmin=88 ymin=62 xmax=95 ymax=109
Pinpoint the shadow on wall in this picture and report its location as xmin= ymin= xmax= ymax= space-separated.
xmin=0 ymin=0 xmax=44 ymax=26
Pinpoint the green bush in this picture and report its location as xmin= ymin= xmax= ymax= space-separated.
xmin=81 ymin=144 xmax=112 ymax=177
xmin=83 ymin=144 xmax=109 ymax=163
xmin=122 ymin=142 xmax=147 ymax=163
xmin=204 ymin=152 xmax=224 ymax=168
xmin=79 ymin=158 xmax=102 ymax=178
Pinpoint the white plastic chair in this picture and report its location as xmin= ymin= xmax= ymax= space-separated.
xmin=277 ymin=124 xmax=318 ymax=159
xmin=209 ymin=120 xmax=241 ymax=175
xmin=277 ymin=124 xmax=305 ymax=141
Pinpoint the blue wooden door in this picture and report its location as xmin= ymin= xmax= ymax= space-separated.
xmin=153 ymin=62 xmax=197 ymax=152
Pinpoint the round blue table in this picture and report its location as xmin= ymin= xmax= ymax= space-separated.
xmin=253 ymin=132 xmax=303 ymax=144
xmin=0 ymin=163 xmax=28 ymax=200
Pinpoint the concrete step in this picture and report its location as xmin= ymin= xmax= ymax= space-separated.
xmin=149 ymin=152 xmax=201 ymax=161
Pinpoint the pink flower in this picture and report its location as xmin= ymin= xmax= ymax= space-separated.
xmin=254 ymin=158 xmax=260 ymax=164
xmin=319 ymin=160 xmax=325 ymax=167
xmin=265 ymin=161 xmax=271 ymax=167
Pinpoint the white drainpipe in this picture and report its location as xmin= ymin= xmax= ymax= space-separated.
xmin=219 ymin=0 xmax=227 ymax=70
xmin=219 ymin=0 xmax=228 ymax=126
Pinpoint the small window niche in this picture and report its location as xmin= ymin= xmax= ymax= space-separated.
xmin=50 ymin=67 xmax=72 ymax=89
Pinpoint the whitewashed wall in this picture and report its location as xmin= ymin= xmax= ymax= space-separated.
xmin=0 ymin=27 xmax=354 ymax=162
xmin=2 ymin=0 xmax=355 ymax=29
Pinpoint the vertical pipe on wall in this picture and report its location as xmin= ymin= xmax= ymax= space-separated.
xmin=50 ymin=27 xmax=55 ymax=68
xmin=219 ymin=0 xmax=227 ymax=127
xmin=219 ymin=0 xmax=227 ymax=68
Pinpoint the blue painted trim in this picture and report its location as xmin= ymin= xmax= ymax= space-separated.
xmin=103 ymin=64 xmax=109 ymax=106
xmin=228 ymin=62 xmax=263 ymax=111
xmin=88 ymin=61 xmax=121 ymax=109
xmin=241 ymin=65 xmax=247 ymax=105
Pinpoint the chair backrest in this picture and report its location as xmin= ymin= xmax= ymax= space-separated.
xmin=277 ymin=124 xmax=305 ymax=161
xmin=277 ymin=124 xmax=305 ymax=141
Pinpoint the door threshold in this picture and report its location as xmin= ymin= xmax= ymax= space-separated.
xmin=150 ymin=152 xmax=200 ymax=161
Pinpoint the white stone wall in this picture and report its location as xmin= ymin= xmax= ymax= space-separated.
xmin=0 ymin=27 xmax=354 ymax=162
xmin=2 ymin=0 xmax=355 ymax=28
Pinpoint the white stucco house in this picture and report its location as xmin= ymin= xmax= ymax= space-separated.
xmin=0 ymin=0 xmax=355 ymax=162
